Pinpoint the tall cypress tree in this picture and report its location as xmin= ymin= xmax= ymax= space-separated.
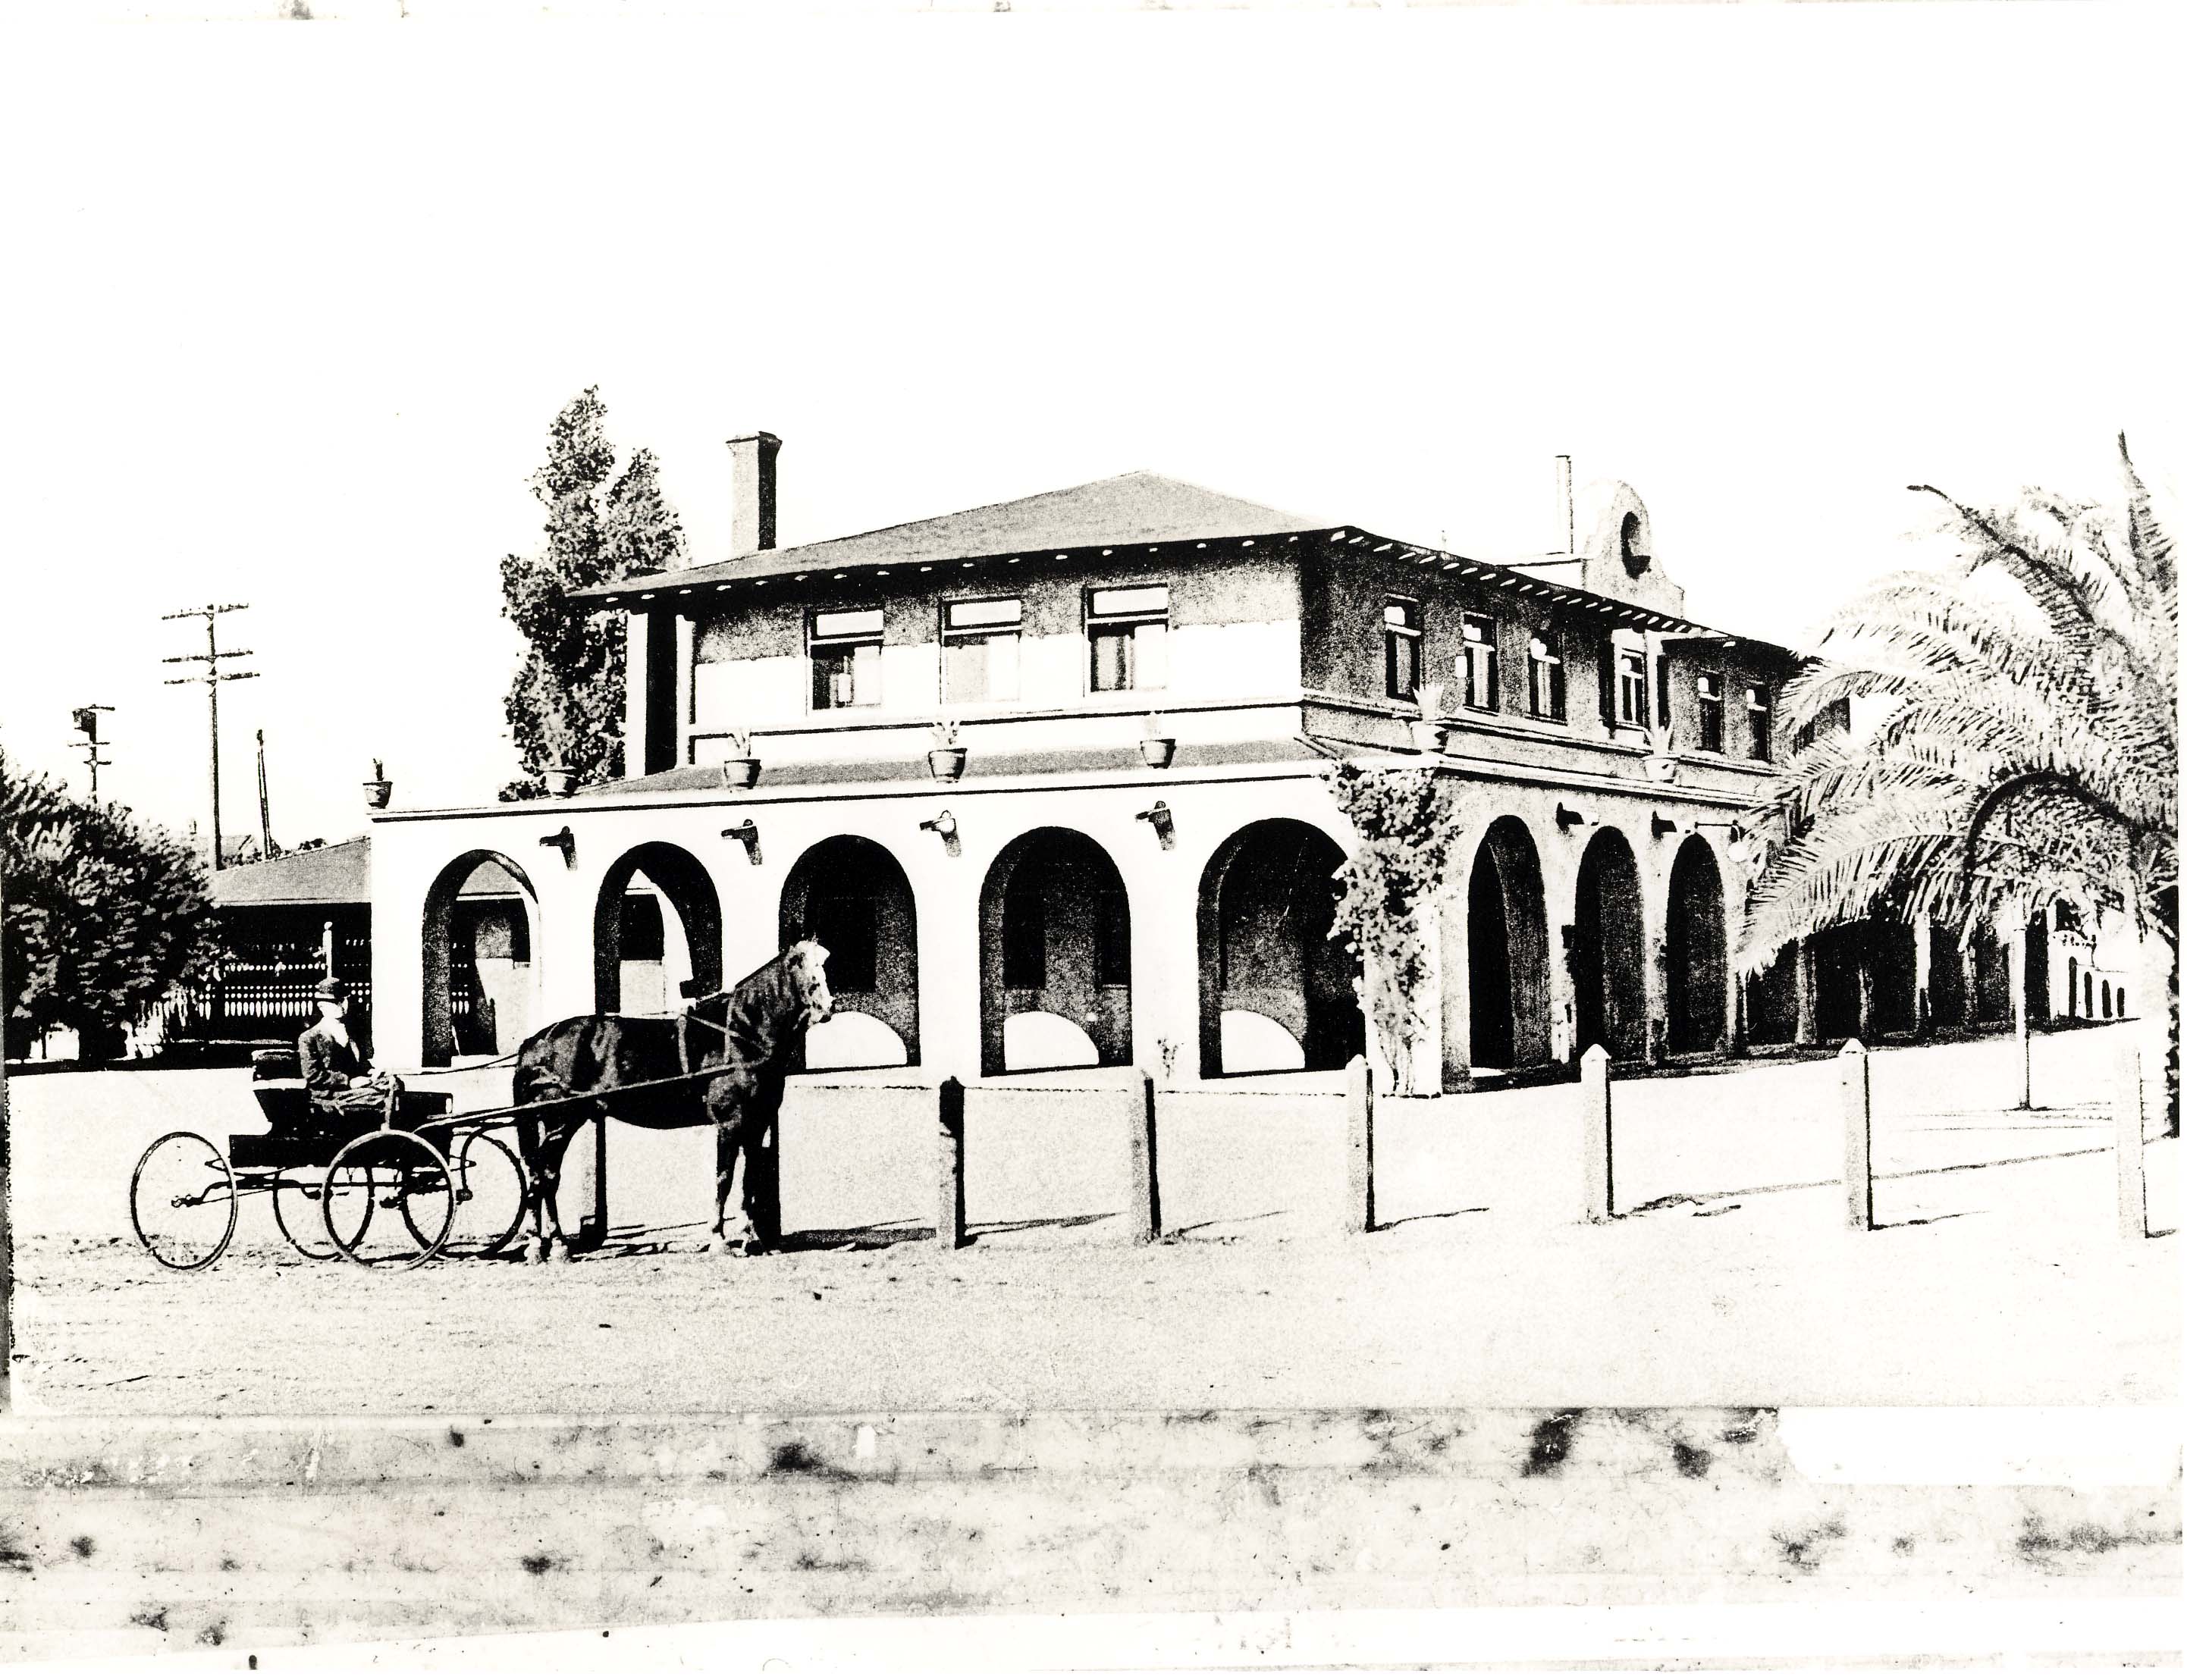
xmin=499 ymin=388 xmax=686 ymax=796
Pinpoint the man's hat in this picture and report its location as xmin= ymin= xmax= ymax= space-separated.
xmin=314 ymin=977 xmax=350 ymax=1002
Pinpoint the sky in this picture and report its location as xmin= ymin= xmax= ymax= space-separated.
xmin=1 ymin=3 xmax=2178 ymax=849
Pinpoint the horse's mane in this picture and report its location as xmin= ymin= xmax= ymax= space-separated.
xmin=684 ymin=945 xmax=813 ymax=1073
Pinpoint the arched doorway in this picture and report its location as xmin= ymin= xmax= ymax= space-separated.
xmin=980 ymin=827 xmax=1131 ymax=1076
xmin=780 ymin=835 xmax=919 ymax=1068
xmin=1571 ymin=827 xmax=1646 ymax=1061
xmin=1466 ymin=816 xmax=1552 ymax=1071
xmin=592 ymin=843 xmax=723 ymax=1015
xmin=422 ymin=850 xmax=540 ymax=1067
xmin=1746 ymin=942 xmax=1800 ymax=1045
xmin=1665 ymin=836 xmax=1727 ymax=1055
xmin=1196 ymin=819 xmax=1361 ymax=1077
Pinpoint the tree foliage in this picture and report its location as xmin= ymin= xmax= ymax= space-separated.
xmin=1321 ymin=760 xmax=1463 ymax=1094
xmin=1740 ymin=438 xmax=2177 ymax=1120
xmin=1742 ymin=437 xmax=2175 ymax=956
xmin=498 ymin=387 xmax=687 ymax=797
xmin=2 ymin=752 xmax=219 ymax=1057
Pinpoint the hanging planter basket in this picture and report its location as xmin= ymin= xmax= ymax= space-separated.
xmin=541 ymin=765 xmax=580 ymax=797
xmin=720 ymin=757 xmax=761 ymax=791
xmin=927 ymin=745 xmax=968 ymax=784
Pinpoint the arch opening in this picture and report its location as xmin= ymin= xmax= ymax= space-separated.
xmin=1466 ymin=816 xmax=1552 ymax=1071
xmin=1196 ymin=819 xmax=1361 ymax=1077
xmin=1570 ymin=827 xmax=1646 ymax=1061
xmin=592 ymin=842 xmax=723 ymax=1017
xmin=422 ymin=850 xmax=541 ymax=1067
xmin=1665 ymin=836 xmax=1727 ymax=1055
xmin=780 ymin=835 xmax=919 ymax=1067
xmin=981 ymin=827 xmax=1132 ymax=1076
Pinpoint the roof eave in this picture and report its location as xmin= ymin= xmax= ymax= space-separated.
xmin=570 ymin=527 xmax=1337 ymax=611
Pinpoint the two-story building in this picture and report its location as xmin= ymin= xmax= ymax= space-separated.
xmin=366 ymin=434 xmax=2016 ymax=1089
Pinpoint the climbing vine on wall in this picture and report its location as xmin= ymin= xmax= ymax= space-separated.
xmin=1321 ymin=760 xmax=1463 ymax=1094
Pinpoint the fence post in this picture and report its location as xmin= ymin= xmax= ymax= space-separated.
xmin=2115 ymin=1042 xmax=2147 ymax=1240
xmin=937 ymin=1077 xmax=967 ymax=1250
xmin=1127 ymin=1070 xmax=1161 ymax=1244
xmin=1345 ymin=1054 xmax=1376 ymax=1234
xmin=1580 ymin=1044 xmax=1612 ymax=1224
xmin=1841 ymin=1038 xmax=1872 ymax=1231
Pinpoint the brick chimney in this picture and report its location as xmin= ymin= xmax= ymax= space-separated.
xmin=726 ymin=432 xmax=781 ymax=556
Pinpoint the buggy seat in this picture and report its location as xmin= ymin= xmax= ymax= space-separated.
xmin=245 ymin=1047 xmax=452 ymax=1140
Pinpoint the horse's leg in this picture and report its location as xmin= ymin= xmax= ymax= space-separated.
xmin=747 ymin=1117 xmax=781 ymax=1253
xmin=516 ymin=1114 xmax=548 ymax=1265
xmin=709 ymin=1111 xmax=742 ymax=1255
xmin=540 ymin=1116 xmax=581 ymax=1263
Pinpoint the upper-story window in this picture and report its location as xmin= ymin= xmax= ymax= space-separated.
xmin=809 ymin=606 xmax=883 ymax=710
xmin=1460 ymin=613 xmax=1498 ymax=712
xmin=1616 ymin=645 xmax=1649 ymax=728
xmin=1087 ymin=585 xmax=1169 ymax=693
xmin=1745 ymin=682 xmax=1773 ymax=760
xmin=1383 ymin=597 xmax=1421 ymax=701
xmin=1527 ymin=633 xmax=1565 ymax=722
xmin=943 ymin=597 xmax=1022 ymax=704
xmin=1696 ymin=672 xmax=1725 ymax=753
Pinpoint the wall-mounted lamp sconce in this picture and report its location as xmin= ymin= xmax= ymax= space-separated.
xmin=1696 ymin=818 xmax=1759 ymax=864
xmin=538 ymin=826 xmax=576 ymax=867
xmin=722 ymin=820 xmax=763 ymax=866
xmin=1555 ymin=803 xmax=1586 ymax=832
xmin=1651 ymin=813 xmax=1677 ymax=839
xmin=919 ymin=810 xmax=962 ymax=857
xmin=1135 ymin=800 xmax=1176 ymax=848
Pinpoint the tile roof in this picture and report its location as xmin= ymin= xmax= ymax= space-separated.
xmin=569 ymin=471 xmax=1328 ymax=607
xmin=208 ymin=836 xmax=526 ymax=907
xmin=209 ymin=835 xmax=371 ymax=907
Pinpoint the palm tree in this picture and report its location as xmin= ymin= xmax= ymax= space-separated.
xmin=1740 ymin=437 xmax=2176 ymax=1124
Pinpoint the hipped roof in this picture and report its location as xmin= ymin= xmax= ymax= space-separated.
xmin=569 ymin=467 xmax=1782 ymax=647
xmin=569 ymin=471 xmax=1326 ymax=606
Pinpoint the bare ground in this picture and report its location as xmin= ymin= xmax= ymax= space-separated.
xmin=9 ymin=1024 xmax=2175 ymax=1415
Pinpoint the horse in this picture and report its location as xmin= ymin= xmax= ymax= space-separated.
xmin=505 ymin=940 xmax=833 ymax=1263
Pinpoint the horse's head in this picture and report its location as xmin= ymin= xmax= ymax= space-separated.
xmin=785 ymin=939 xmax=835 ymax=1031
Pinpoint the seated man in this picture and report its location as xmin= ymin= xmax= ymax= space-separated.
xmin=299 ymin=977 xmax=403 ymax=1124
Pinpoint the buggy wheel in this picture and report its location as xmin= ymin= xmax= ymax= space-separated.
xmin=273 ymin=1167 xmax=374 ymax=1261
xmin=323 ymin=1130 xmax=455 ymax=1269
xmin=130 ymin=1130 xmax=238 ymax=1271
xmin=418 ymin=1130 xmax=527 ymax=1260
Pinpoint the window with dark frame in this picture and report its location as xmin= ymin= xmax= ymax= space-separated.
xmin=1616 ymin=646 xmax=1649 ymax=727
xmin=808 ymin=606 xmax=883 ymax=710
xmin=1086 ymin=584 xmax=1170 ymax=694
xmin=1745 ymin=682 xmax=1773 ymax=760
xmin=1696 ymin=672 xmax=1724 ymax=754
xmin=942 ymin=597 xmax=1023 ymax=704
xmin=1527 ymin=633 xmax=1565 ymax=722
xmin=1384 ymin=597 xmax=1421 ymax=701
xmin=1460 ymin=613 xmax=1498 ymax=712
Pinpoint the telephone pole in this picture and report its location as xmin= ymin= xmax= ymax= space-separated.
xmin=255 ymin=729 xmax=276 ymax=861
xmin=162 ymin=603 xmax=256 ymax=871
xmin=71 ymin=705 xmax=114 ymax=798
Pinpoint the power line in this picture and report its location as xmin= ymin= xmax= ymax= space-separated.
xmin=162 ymin=603 xmax=257 ymax=871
